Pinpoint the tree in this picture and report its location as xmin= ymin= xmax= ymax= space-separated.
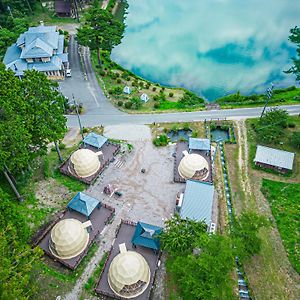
xmin=255 ymin=108 xmax=288 ymax=143
xmin=161 ymin=216 xmax=235 ymax=299
xmin=0 ymin=188 xmax=42 ymax=299
xmin=290 ymin=131 xmax=300 ymax=149
xmin=285 ymin=26 xmax=300 ymax=81
xmin=77 ymin=6 xmax=125 ymax=66
xmin=160 ymin=215 xmax=207 ymax=255
xmin=130 ymin=96 xmax=143 ymax=110
xmin=232 ymin=212 xmax=269 ymax=263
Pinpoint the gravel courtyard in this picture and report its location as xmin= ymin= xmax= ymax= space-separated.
xmin=85 ymin=140 xmax=183 ymax=227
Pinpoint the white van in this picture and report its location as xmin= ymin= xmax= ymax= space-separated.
xmin=66 ymin=69 xmax=72 ymax=77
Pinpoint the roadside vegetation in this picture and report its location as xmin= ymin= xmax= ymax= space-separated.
xmin=261 ymin=179 xmax=300 ymax=274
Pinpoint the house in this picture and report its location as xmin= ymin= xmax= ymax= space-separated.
xmin=123 ymin=86 xmax=132 ymax=94
xmin=55 ymin=0 xmax=71 ymax=17
xmin=178 ymin=180 xmax=215 ymax=229
xmin=83 ymin=132 xmax=108 ymax=150
xmin=254 ymin=145 xmax=295 ymax=173
xmin=3 ymin=25 xmax=68 ymax=79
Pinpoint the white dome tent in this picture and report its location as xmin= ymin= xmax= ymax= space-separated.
xmin=49 ymin=218 xmax=91 ymax=259
xmin=123 ymin=86 xmax=131 ymax=94
xmin=108 ymin=243 xmax=151 ymax=299
xmin=140 ymin=93 xmax=149 ymax=103
xmin=178 ymin=150 xmax=209 ymax=181
xmin=69 ymin=149 xmax=102 ymax=178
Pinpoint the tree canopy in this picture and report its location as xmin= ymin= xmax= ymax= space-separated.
xmin=77 ymin=6 xmax=125 ymax=65
xmin=285 ymin=26 xmax=300 ymax=81
xmin=0 ymin=65 xmax=67 ymax=172
xmin=0 ymin=188 xmax=42 ymax=299
xmin=255 ymin=108 xmax=289 ymax=144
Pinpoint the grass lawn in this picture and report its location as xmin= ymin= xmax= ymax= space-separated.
xmin=261 ymin=179 xmax=300 ymax=274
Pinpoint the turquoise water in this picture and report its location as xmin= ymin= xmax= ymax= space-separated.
xmin=111 ymin=0 xmax=300 ymax=101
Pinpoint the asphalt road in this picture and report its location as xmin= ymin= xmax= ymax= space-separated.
xmin=62 ymin=36 xmax=300 ymax=127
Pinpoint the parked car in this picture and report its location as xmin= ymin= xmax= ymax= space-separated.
xmin=66 ymin=69 xmax=71 ymax=77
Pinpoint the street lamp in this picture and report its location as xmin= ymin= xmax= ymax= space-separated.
xmin=260 ymin=83 xmax=274 ymax=118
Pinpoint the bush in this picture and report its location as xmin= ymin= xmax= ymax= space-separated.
xmin=171 ymin=124 xmax=179 ymax=132
xmin=59 ymin=142 xmax=66 ymax=150
xmin=82 ymin=127 xmax=89 ymax=133
xmin=169 ymin=92 xmax=174 ymax=97
xmin=117 ymin=78 xmax=122 ymax=84
xmin=153 ymin=103 xmax=160 ymax=109
xmin=178 ymin=91 xmax=205 ymax=108
xmin=288 ymin=122 xmax=296 ymax=128
xmin=117 ymin=101 xmax=123 ymax=107
xmin=290 ymin=131 xmax=300 ymax=149
xmin=153 ymin=134 xmax=169 ymax=146
xmin=183 ymin=123 xmax=190 ymax=131
xmin=125 ymin=101 xmax=133 ymax=109
xmin=99 ymin=70 xmax=105 ymax=76
xmin=152 ymin=87 xmax=157 ymax=91
xmin=192 ymin=130 xmax=198 ymax=138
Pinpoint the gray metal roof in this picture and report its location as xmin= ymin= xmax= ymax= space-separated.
xmin=254 ymin=145 xmax=295 ymax=170
xmin=180 ymin=180 xmax=214 ymax=227
xmin=189 ymin=138 xmax=211 ymax=151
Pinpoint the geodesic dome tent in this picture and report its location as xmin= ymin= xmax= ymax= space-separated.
xmin=123 ymin=86 xmax=132 ymax=94
xmin=69 ymin=148 xmax=102 ymax=178
xmin=108 ymin=244 xmax=151 ymax=299
xmin=140 ymin=93 xmax=149 ymax=102
xmin=49 ymin=218 xmax=90 ymax=260
xmin=178 ymin=150 xmax=209 ymax=180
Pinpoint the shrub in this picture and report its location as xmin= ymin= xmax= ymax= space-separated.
xmin=115 ymin=72 xmax=120 ymax=77
xmin=171 ymin=124 xmax=179 ymax=132
xmin=169 ymin=92 xmax=174 ymax=97
xmin=117 ymin=78 xmax=122 ymax=84
xmin=192 ymin=130 xmax=198 ymax=138
xmin=82 ymin=127 xmax=89 ymax=133
xmin=125 ymin=101 xmax=133 ymax=109
xmin=288 ymin=122 xmax=296 ymax=128
xmin=153 ymin=95 xmax=160 ymax=101
xmin=290 ymin=131 xmax=300 ymax=149
xmin=99 ymin=70 xmax=105 ymax=76
xmin=117 ymin=101 xmax=123 ymax=107
xmin=154 ymin=103 xmax=160 ymax=109
xmin=178 ymin=91 xmax=205 ymax=108
xmin=59 ymin=142 xmax=66 ymax=150
xmin=183 ymin=123 xmax=190 ymax=131
xmin=152 ymin=87 xmax=157 ymax=91
xmin=153 ymin=134 xmax=169 ymax=146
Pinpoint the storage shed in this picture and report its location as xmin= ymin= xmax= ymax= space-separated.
xmin=254 ymin=145 xmax=295 ymax=173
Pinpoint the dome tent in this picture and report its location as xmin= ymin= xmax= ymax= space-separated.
xmin=140 ymin=93 xmax=149 ymax=102
xmin=178 ymin=150 xmax=209 ymax=180
xmin=69 ymin=149 xmax=102 ymax=178
xmin=49 ymin=218 xmax=91 ymax=259
xmin=123 ymin=86 xmax=131 ymax=94
xmin=108 ymin=243 xmax=151 ymax=299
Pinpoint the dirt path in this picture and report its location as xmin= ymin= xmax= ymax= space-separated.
xmin=234 ymin=121 xmax=300 ymax=299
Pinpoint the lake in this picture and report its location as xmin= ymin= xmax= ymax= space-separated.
xmin=111 ymin=0 xmax=300 ymax=101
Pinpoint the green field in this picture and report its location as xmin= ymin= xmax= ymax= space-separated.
xmin=261 ymin=179 xmax=300 ymax=274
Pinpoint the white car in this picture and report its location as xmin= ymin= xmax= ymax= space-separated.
xmin=66 ymin=69 xmax=71 ymax=77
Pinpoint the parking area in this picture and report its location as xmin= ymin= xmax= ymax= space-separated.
xmin=85 ymin=141 xmax=183 ymax=227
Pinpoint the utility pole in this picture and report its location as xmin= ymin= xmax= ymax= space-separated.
xmin=3 ymin=165 xmax=23 ymax=202
xmin=54 ymin=141 xmax=64 ymax=163
xmin=73 ymin=94 xmax=84 ymax=140
xmin=260 ymin=83 xmax=274 ymax=118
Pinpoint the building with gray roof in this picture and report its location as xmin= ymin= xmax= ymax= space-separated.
xmin=3 ymin=25 xmax=68 ymax=79
xmin=254 ymin=145 xmax=295 ymax=173
xmin=189 ymin=138 xmax=211 ymax=152
xmin=179 ymin=180 xmax=215 ymax=228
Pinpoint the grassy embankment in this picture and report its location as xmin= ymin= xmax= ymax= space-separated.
xmin=224 ymin=116 xmax=300 ymax=299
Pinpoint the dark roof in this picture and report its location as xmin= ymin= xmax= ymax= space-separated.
xmin=132 ymin=222 xmax=162 ymax=251
xmin=55 ymin=0 xmax=71 ymax=14
xmin=67 ymin=192 xmax=101 ymax=217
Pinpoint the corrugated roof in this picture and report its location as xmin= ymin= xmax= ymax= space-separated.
xmin=83 ymin=132 xmax=108 ymax=149
xmin=180 ymin=180 xmax=214 ymax=226
xmin=254 ymin=145 xmax=295 ymax=170
xmin=189 ymin=138 xmax=211 ymax=151
xmin=27 ymin=56 xmax=62 ymax=71
xmin=67 ymin=192 xmax=101 ymax=217
xmin=131 ymin=222 xmax=162 ymax=250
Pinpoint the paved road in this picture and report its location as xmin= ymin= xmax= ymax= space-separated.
xmin=62 ymin=36 xmax=300 ymax=127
